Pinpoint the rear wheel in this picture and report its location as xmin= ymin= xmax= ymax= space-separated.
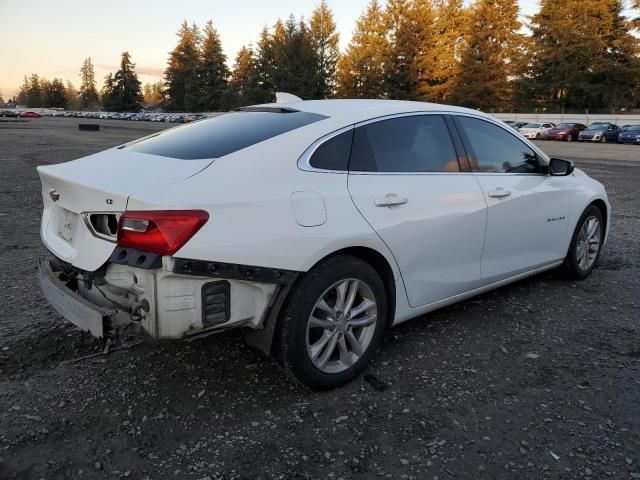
xmin=563 ymin=205 xmax=604 ymax=280
xmin=278 ymin=255 xmax=387 ymax=389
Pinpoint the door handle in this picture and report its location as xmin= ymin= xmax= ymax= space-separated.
xmin=487 ymin=188 xmax=511 ymax=198
xmin=374 ymin=194 xmax=409 ymax=207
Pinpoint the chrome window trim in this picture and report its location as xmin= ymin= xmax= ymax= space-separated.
xmin=298 ymin=110 xmax=467 ymax=175
xmin=452 ymin=112 xmax=551 ymax=169
xmin=298 ymin=110 xmax=551 ymax=176
xmin=81 ymin=211 xmax=122 ymax=244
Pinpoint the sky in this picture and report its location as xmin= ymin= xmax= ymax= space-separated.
xmin=0 ymin=0 xmax=544 ymax=99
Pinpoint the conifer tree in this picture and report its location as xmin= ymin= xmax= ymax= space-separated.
xmin=111 ymin=52 xmax=143 ymax=112
xmin=453 ymin=0 xmax=522 ymax=110
xmin=199 ymin=19 xmax=228 ymax=111
xmin=79 ymin=57 xmax=99 ymax=109
xmin=254 ymin=26 xmax=277 ymax=101
xmin=416 ymin=0 xmax=468 ymax=103
xmin=337 ymin=0 xmax=389 ymax=98
xmin=309 ymin=0 xmax=340 ymax=98
xmin=384 ymin=0 xmax=434 ymax=99
xmin=26 ymin=73 xmax=42 ymax=107
xmin=164 ymin=21 xmax=201 ymax=111
xmin=226 ymin=46 xmax=260 ymax=107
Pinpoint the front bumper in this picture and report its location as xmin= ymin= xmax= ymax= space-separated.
xmin=578 ymin=134 xmax=602 ymax=141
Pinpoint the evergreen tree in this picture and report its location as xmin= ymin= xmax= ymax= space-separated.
xmin=416 ymin=0 xmax=468 ymax=103
xmin=226 ymin=45 xmax=263 ymax=108
xmin=277 ymin=16 xmax=317 ymax=98
xmin=112 ymin=51 xmax=143 ymax=112
xmin=254 ymin=26 xmax=277 ymax=101
xmin=337 ymin=0 xmax=389 ymax=98
xmin=524 ymin=0 xmax=639 ymax=111
xmin=453 ymin=0 xmax=522 ymax=110
xmin=199 ymin=19 xmax=228 ymax=111
xmin=43 ymin=78 xmax=68 ymax=108
xmin=142 ymin=81 xmax=165 ymax=105
xmin=164 ymin=21 xmax=202 ymax=111
xmin=101 ymin=73 xmax=117 ymax=111
xmin=0 ymin=90 xmax=4 ymax=104
xmin=384 ymin=0 xmax=434 ymax=99
xmin=309 ymin=0 xmax=340 ymax=98
xmin=17 ymin=76 xmax=30 ymax=105
xmin=79 ymin=57 xmax=99 ymax=109
xmin=26 ymin=73 xmax=42 ymax=107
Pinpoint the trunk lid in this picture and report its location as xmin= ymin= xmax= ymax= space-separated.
xmin=38 ymin=148 xmax=213 ymax=271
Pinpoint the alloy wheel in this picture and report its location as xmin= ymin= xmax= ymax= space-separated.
xmin=576 ymin=216 xmax=601 ymax=271
xmin=305 ymin=278 xmax=378 ymax=374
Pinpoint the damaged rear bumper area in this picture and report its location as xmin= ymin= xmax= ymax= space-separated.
xmin=38 ymin=255 xmax=299 ymax=343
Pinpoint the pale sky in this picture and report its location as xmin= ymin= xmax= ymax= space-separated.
xmin=0 ymin=0 xmax=552 ymax=99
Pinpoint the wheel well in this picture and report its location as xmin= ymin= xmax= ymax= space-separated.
xmin=321 ymin=246 xmax=397 ymax=328
xmin=589 ymin=199 xmax=608 ymax=236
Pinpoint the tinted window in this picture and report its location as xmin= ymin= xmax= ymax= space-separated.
xmin=309 ymin=129 xmax=354 ymax=170
xmin=126 ymin=111 xmax=327 ymax=160
xmin=457 ymin=116 xmax=542 ymax=173
xmin=349 ymin=115 xmax=459 ymax=172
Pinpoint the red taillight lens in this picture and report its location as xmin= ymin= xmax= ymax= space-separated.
xmin=117 ymin=210 xmax=209 ymax=256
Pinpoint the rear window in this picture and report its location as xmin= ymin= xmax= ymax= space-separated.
xmin=125 ymin=110 xmax=328 ymax=159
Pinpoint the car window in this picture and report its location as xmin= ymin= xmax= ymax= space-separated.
xmin=457 ymin=116 xmax=542 ymax=174
xmin=349 ymin=115 xmax=459 ymax=173
xmin=125 ymin=110 xmax=328 ymax=160
xmin=309 ymin=129 xmax=354 ymax=171
xmin=523 ymin=123 xmax=540 ymax=128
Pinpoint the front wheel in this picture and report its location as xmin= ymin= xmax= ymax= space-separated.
xmin=600 ymin=135 xmax=607 ymax=143
xmin=278 ymin=255 xmax=388 ymax=389
xmin=563 ymin=206 xmax=604 ymax=279
xmin=566 ymin=134 xmax=573 ymax=142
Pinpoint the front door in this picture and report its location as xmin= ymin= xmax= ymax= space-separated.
xmin=347 ymin=114 xmax=488 ymax=308
xmin=454 ymin=115 xmax=571 ymax=282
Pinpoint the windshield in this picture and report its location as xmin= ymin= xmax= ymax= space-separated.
xmin=523 ymin=123 xmax=540 ymax=128
xmin=556 ymin=123 xmax=574 ymax=129
xmin=586 ymin=123 xmax=607 ymax=130
xmin=625 ymin=125 xmax=640 ymax=131
xmin=125 ymin=110 xmax=328 ymax=160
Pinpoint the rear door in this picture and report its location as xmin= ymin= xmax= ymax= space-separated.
xmin=347 ymin=114 xmax=488 ymax=308
xmin=453 ymin=115 xmax=571 ymax=282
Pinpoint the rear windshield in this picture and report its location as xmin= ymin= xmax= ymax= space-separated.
xmin=627 ymin=125 xmax=640 ymax=131
xmin=125 ymin=110 xmax=328 ymax=159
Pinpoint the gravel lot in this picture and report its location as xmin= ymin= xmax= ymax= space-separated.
xmin=0 ymin=117 xmax=639 ymax=480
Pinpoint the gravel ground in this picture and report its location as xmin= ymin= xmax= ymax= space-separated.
xmin=0 ymin=117 xmax=639 ymax=480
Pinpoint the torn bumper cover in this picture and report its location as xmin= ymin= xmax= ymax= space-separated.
xmin=38 ymin=255 xmax=299 ymax=348
xmin=38 ymin=257 xmax=114 ymax=337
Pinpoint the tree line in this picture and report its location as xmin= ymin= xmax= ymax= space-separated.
xmin=12 ymin=0 xmax=640 ymax=113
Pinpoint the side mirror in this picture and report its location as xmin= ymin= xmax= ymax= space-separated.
xmin=549 ymin=157 xmax=574 ymax=176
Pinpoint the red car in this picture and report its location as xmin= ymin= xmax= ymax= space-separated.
xmin=20 ymin=111 xmax=42 ymax=118
xmin=545 ymin=123 xmax=586 ymax=142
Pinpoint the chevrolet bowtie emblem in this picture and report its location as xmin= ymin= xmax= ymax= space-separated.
xmin=49 ymin=188 xmax=60 ymax=202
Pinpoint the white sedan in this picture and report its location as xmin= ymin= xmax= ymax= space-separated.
xmin=518 ymin=122 xmax=556 ymax=139
xmin=38 ymin=99 xmax=609 ymax=388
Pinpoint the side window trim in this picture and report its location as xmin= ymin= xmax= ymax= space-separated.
xmin=443 ymin=114 xmax=472 ymax=172
xmin=348 ymin=112 xmax=463 ymax=174
xmin=452 ymin=113 xmax=549 ymax=175
xmin=297 ymin=125 xmax=355 ymax=173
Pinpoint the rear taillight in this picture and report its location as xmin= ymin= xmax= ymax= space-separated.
xmin=117 ymin=210 xmax=209 ymax=256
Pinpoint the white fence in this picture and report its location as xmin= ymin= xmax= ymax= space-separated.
xmin=492 ymin=112 xmax=640 ymax=125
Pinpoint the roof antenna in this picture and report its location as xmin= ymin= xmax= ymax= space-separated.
xmin=275 ymin=92 xmax=302 ymax=104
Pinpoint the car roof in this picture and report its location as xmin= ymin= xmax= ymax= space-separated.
xmin=252 ymin=99 xmax=492 ymax=125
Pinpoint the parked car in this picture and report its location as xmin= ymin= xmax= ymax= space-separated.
xmin=37 ymin=99 xmax=609 ymax=388
xmin=20 ymin=111 xmax=42 ymax=118
xmin=503 ymin=120 xmax=527 ymax=130
xmin=518 ymin=122 xmax=555 ymax=139
xmin=578 ymin=122 xmax=620 ymax=143
xmin=618 ymin=124 xmax=640 ymax=144
xmin=545 ymin=123 xmax=586 ymax=142
xmin=0 ymin=109 xmax=20 ymax=117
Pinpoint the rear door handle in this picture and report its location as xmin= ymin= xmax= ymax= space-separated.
xmin=374 ymin=194 xmax=409 ymax=207
xmin=487 ymin=188 xmax=511 ymax=198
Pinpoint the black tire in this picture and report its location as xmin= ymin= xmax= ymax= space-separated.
xmin=278 ymin=255 xmax=388 ymax=389
xmin=563 ymin=205 xmax=604 ymax=280
xmin=566 ymin=134 xmax=573 ymax=142
xmin=600 ymin=135 xmax=607 ymax=143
